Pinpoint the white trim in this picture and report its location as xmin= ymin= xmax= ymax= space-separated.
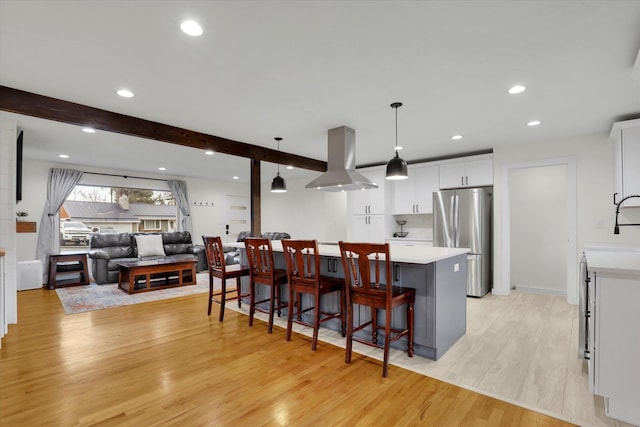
xmin=498 ymin=157 xmax=578 ymax=305
xmin=514 ymin=286 xmax=566 ymax=297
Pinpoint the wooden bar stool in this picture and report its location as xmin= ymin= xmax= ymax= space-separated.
xmin=202 ymin=236 xmax=250 ymax=321
xmin=281 ymin=239 xmax=345 ymax=351
xmin=338 ymin=241 xmax=415 ymax=377
xmin=244 ymin=237 xmax=288 ymax=333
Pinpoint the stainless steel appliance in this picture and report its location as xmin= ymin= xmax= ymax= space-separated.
xmin=433 ymin=187 xmax=492 ymax=297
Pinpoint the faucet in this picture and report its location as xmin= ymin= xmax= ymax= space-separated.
xmin=613 ymin=194 xmax=640 ymax=234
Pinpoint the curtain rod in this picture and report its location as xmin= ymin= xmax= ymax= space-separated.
xmin=82 ymin=171 xmax=167 ymax=182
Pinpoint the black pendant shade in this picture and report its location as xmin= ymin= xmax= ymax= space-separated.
xmin=386 ymin=102 xmax=408 ymax=180
xmin=271 ymin=172 xmax=287 ymax=192
xmin=271 ymin=137 xmax=287 ymax=193
xmin=386 ymin=152 xmax=409 ymax=180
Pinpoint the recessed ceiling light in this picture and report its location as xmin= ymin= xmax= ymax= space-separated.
xmin=394 ymin=146 xmax=403 ymax=151
xmin=180 ymin=20 xmax=203 ymax=36
xmin=204 ymin=150 xmax=214 ymax=156
xmin=286 ymin=165 xmax=294 ymax=170
xmin=508 ymin=85 xmax=526 ymax=94
xmin=58 ymin=154 xmax=69 ymax=159
xmin=232 ymin=176 xmax=239 ymax=180
xmin=527 ymin=120 xmax=541 ymax=126
xmin=117 ymin=89 xmax=134 ymax=98
xmin=158 ymin=167 xmax=166 ymax=171
xmin=451 ymin=135 xmax=463 ymax=140
xmin=82 ymin=127 xmax=95 ymax=133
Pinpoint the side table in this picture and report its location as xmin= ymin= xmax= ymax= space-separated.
xmin=48 ymin=252 xmax=90 ymax=289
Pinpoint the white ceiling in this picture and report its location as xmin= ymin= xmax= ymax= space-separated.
xmin=1 ymin=0 xmax=639 ymax=184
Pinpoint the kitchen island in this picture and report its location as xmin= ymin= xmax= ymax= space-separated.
xmin=229 ymin=241 xmax=469 ymax=360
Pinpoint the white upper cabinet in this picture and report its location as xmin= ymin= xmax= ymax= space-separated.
xmin=350 ymin=168 xmax=386 ymax=215
xmin=611 ymin=119 xmax=640 ymax=207
xmin=439 ymin=157 xmax=493 ymax=189
xmin=393 ymin=165 xmax=439 ymax=214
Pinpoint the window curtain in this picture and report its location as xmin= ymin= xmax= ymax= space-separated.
xmin=36 ymin=168 xmax=83 ymax=283
xmin=167 ymin=179 xmax=193 ymax=234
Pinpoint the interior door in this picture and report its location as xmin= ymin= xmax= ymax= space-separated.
xmin=223 ymin=195 xmax=250 ymax=243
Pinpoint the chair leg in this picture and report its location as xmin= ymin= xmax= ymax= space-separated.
xmin=340 ymin=289 xmax=346 ymax=337
xmin=248 ymin=279 xmax=256 ymax=327
xmin=207 ymin=272 xmax=214 ymax=316
xmin=286 ymin=287 xmax=294 ymax=342
xmin=371 ymin=307 xmax=378 ymax=345
xmin=236 ymin=276 xmax=242 ymax=308
xmin=382 ymin=311 xmax=391 ymax=378
xmin=268 ymin=284 xmax=276 ymax=334
xmin=408 ymin=301 xmax=414 ymax=357
xmin=345 ymin=302 xmax=353 ymax=365
xmin=312 ymin=291 xmax=321 ymax=351
xmin=218 ymin=278 xmax=226 ymax=322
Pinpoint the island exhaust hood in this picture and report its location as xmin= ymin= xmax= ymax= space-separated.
xmin=305 ymin=126 xmax=378 ymax=192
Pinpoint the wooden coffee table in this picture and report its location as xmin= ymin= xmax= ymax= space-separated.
xmin=116 ymin=255 xmax=198 ymax=294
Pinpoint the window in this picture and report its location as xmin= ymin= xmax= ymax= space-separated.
xmin=143 ymin=220 xmax=161 ymax=230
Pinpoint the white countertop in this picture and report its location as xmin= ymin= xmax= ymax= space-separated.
xmin=227 ymin=241 xmax=469 ymax=265
xmin=584 ymin=243 xmax=640 ymax=276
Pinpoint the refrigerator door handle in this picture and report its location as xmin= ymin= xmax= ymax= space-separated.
xmin=453 ymin=194 xmax=460 ymax=247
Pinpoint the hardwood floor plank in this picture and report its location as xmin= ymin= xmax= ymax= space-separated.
xmin=1 ymin=288 xmax=577 ymax=426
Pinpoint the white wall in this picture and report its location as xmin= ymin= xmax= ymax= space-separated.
xmin=0 ymin=117 xmax=18 ymax=342
xmin=261 ymin=174 xmax=347 ymax=241
xmin=493 ymin=132 xmax=640 ymax=296
xmin=509 ymin=164 xmax=567 ymax=295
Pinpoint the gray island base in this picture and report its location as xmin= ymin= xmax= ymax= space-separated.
xmin=230 ymin=241 xmax=469 ymax=361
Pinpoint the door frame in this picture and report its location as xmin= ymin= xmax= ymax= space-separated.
xmin=497 ymin=157 xmax=578 ymax=304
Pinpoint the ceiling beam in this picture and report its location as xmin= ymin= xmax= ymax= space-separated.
xmin=0 ymin=85 xmax=327 ymax=173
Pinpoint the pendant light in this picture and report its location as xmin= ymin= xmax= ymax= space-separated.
xmin=271 ymin=137 xmax=287 ymax=193
xmin=385 ymin=102 xmax=409 ymax=180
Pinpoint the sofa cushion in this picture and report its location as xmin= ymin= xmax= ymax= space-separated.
xmin=135 ymin=234 xmax=166 ymax=257
xmin=107 ymin=257 xmax=140 ymax=272
xmin=262 ymin=232 xmax=291 ymax=240
xmin=89 ymin=233 xmax=133 ymax=259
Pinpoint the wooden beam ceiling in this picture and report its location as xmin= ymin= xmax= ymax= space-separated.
xmin=0 ymin=85 xmax=327 ymax=172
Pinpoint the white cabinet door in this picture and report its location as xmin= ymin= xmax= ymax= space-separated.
xmin=351 ymin=215 xmax=385 ymax=242
xmin=465 ymin=159 xmax=493 ymax=187
xmin=414 ymin=166 xmax=439 ymax=213
xmin=621 ymin=126 xmax=640 ymax=205
xmin=393 ymin=165 xmax=439 ymax=214
xmin=439 ymin=158 xmax=493 ymax=189
xmin=366 ymin=169 xmax=386 ymax=214
xmin=393 ymin=174 xmax=415 ymax=214
xmin=349 ymin=168 xmax=386 ymax=215
xmin=612 ymin=119 xmax=640 ymax=207
xmin=439 ymin=163 xmax=466 ymax=189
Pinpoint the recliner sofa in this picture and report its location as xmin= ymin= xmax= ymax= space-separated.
xmin=88 ymin=231 xmax=206 ymax=284
xmin=224 ymin=231 xmax=291 ymax=265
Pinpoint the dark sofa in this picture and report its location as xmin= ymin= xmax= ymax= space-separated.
xmin=88 ymin=231 xmax=206 ymax=284
xmin=223 ymin=231 xmax=291 ymax=265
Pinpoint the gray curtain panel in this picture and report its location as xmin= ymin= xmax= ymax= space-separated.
xmin=167 ymin=179 xmax=193 ymax=234
xmin=36 ymin=168 xmax=83 ymax=283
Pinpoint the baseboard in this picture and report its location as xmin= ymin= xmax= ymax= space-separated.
xmin=514 ymin=286 xmax=566 ymax=297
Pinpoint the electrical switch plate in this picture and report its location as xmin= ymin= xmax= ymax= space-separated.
xmin=454 ymin=263 xmax=459 ymax=272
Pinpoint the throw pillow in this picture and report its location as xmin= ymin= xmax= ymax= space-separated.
xmin=135 ymin=234 xmax=166 ymax=257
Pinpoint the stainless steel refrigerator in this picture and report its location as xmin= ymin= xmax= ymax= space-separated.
xmin=433 ymin=187 xmax=492 ymax=297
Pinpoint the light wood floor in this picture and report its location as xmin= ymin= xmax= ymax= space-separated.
xmin=0 ymin=287 xmax=575 ymax=426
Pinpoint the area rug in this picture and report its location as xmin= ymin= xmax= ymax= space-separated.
xmin=55 ymin=272 xmax=210 ymax=314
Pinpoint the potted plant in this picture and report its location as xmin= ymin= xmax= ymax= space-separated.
xmin=16 ymin=211 xmax=29 ymax=222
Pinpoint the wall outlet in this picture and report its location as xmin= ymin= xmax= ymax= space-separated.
xmin=454 ymin=263 xmax=459 ymax=272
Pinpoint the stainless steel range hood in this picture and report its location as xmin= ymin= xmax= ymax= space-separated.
xmin=305 ymin=126 xmax=378 ymax=192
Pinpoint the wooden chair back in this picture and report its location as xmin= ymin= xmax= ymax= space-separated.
xmin=281 ymin=239 xmax=321 ymax=288
xmin=339 ymin=241 xmax=392 ymax=306
xmin=202 ymin=235 xmax=226 ymax=271
xmin=244 ymin=237 xmax=277 ymax=285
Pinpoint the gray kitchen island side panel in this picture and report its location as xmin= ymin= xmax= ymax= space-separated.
xmin=236 ymin=248 xmax=467 ymax=361
xmin=433 ymin=253 xmax=467 ymax=359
